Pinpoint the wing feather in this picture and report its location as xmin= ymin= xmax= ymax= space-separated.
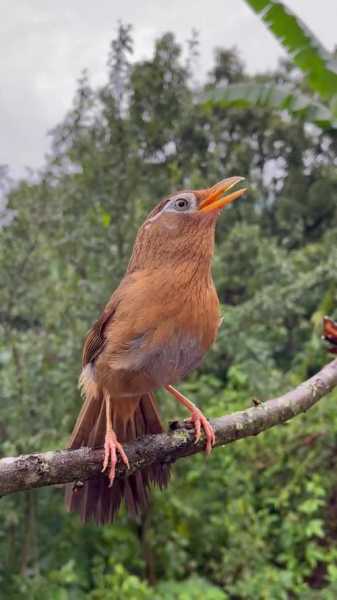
xmin=82 ymin=301 xmax=118 ymax=366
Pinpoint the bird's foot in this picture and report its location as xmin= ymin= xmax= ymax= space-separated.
xmin=164 ymin=384 xmax=216 ymax=455
xmin=102 ymin=430 xmax=129 ymax=487
xmin=187 ymin=408 xmax=216 ymax=455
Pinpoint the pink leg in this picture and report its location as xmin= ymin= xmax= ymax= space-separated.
xmin=102 ymin=395 xmax=129 ymax=487
xmin=164 ymin=384 xmax=215 ymax=454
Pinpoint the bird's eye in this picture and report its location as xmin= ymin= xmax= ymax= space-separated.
xmin=174 ymin=197 xmax=190 ymax=211
xmin=162 ymin=192 xmax=196 ymax=215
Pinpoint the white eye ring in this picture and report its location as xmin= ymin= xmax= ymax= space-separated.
xmin=164 ymin=192 xmax=197 ymax=214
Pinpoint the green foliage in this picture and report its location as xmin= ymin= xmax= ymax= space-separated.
xmin=203 ymin=82 xmax=335 ymax=128
xmin=205 ymin=1 xmax=337 ymax=128
xmin=90 ymin=562 xmax=153 ymax=600
xmin=1 ymin=17 xmax=337 ymax=600
xmin=244 ymin=0 xmax=337 ymax=105
xmin=157 ymin=577 xmax=228 ymax=599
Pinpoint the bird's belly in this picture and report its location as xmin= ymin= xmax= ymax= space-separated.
xmin=145 ymin=332 xmax=205 ymax=387
xmin=98 ymin=332 xmax=206 ymax=397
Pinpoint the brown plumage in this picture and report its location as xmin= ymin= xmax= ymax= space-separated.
xmin=66 ymin=177 xmax=247 ymax=524
xmin=323 ymin=317 xmax=337 ymax=354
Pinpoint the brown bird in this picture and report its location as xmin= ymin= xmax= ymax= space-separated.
xmin=323 ymin=316 xmax=337 ymax=354
xmin=66 ymin=176 xmax=247 ymax=524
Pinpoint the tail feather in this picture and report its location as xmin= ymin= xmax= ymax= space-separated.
xmin=65 ymin=383 xmax=170 ymax=524
xmin=69 ymin=365 xmax=102 ymax=449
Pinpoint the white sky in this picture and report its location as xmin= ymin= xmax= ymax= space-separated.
xmin=1 ymin=0 xmax=336 ymax=178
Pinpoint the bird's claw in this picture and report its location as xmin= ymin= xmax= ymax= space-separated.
xmin=102 ymin=430 xmax=129 ymax=487
xmin=189 ymin=409 xmax=215 ymax=455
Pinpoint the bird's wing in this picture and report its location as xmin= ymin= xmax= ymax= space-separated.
xmin=82 ymin=298 xmax=119 ymax=366
xmin=82 ymin=273 xmax=142 ymax=367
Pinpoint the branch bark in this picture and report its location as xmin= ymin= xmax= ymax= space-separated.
xmin=1 ymin=359 xmax=337 ymax=498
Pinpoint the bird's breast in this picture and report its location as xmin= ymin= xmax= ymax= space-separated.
xmin=96 ymin=272 xmax=221 ymax=395
xmin=146 ymin=280 xmax=220 ymax=386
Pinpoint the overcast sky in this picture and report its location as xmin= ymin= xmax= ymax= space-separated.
xmin=1 ymin=0 xmax=336 ymax=178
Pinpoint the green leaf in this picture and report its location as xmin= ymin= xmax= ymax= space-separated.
xmin=202 ymin=82 xmax=337 ymax=128
xmin=101 ymin=211 xmax=111 ymax=227
xmin=305 ymin=519 xmax=324 ymax=538
xmin=328 ymin=564 xmax=337 ymax=584
xmin=298 ymin=498 xmax=324 ymax=514
xmin=244 ymin=0 xmax=337 ymax=106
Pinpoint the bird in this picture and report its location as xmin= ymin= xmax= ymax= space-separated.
xmin=323 ymin=316 xmax=337 ymax=354
xmin=66 ymin=176 xmax=247 ymax=524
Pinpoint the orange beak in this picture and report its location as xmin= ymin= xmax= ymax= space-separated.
xmin=199 ymin=177 xmax=247 ymax=213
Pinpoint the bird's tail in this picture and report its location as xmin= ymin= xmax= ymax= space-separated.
xmin=65 ymin=366 xmax=170 ymax=524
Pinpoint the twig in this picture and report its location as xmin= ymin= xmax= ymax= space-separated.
xmin=1 ymin=359 xmax=337 ymax=497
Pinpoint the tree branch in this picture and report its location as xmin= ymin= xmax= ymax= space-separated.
xmin=1 ymin=358 xmax=337 ymax=498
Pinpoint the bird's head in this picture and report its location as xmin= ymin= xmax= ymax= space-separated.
xmin=146 ymin=176 xmax=246 ymax=224
xmin=128 ymin=177 xmax=247 ymax=271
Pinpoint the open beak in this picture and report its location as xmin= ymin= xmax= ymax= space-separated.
xmin=199 ymin=176 xmax=247 ymax=214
